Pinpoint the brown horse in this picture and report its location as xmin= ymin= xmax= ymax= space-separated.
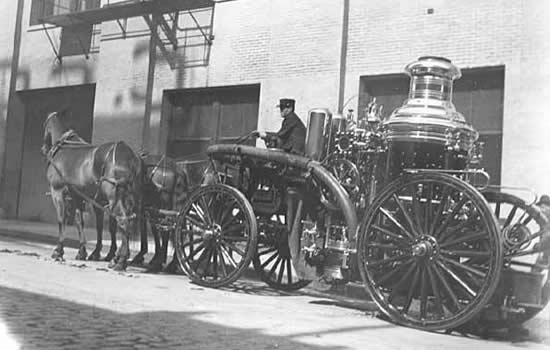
xmin=42 ymin=112 xmax=142 ymax=270
xmin=142 ymin=154 xmax=188 ymax=272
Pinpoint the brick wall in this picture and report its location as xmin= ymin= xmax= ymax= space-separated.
xmin=2 ymin=0 xmax=549 ymax=198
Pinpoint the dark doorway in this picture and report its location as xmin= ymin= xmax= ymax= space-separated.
xmin=164 ymin=84 xmax=260 ymax=159
xmin=16 ymin=84 xmax=95 ymax=222
xmin=359 ymin=67 xmax=504 ymax=185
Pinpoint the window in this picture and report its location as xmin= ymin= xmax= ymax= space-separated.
xmin=29 ymin=0 xmax=101 ymax=26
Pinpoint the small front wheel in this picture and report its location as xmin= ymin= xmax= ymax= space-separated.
xmin=175 ymin=184 xmax=258 ymax=288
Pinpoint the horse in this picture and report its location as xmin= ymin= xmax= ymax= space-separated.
xmin=41 ymin=111 xmax=142 ymax=270
xmin=141 ymin=154 xmax=189 ymax=272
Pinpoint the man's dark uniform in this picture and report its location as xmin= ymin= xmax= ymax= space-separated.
xmin=275 ymin=111 xmax=306 ymax=154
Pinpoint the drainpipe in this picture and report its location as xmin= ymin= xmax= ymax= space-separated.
xmin=0 ymin=0 xmax=25 ymax=215
xmin=336 ymin=0 xmax=350 ymax=114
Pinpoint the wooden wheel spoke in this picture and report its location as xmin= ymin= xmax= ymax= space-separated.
xmin=180 ymin=238 xmax=203 ymax=249
xmin=223 ymin=235 xmax=249 ymax=242
xmin=371 ymin=225 xmax=409 ymax=244
xmin=277 ymin=259 xmax=286 ymax=284
xmin=190 ymin=203 xmax=208 ymax=225
xmin=219 ymin=245 xmax=238 ymax=268
xmin=439 ymin=256 xmax=487 ymax=278
xmin=429 ymin=187 xmax=451 ymax=236
xmin=424 ymin=183 xmax=433 ymax=234
xmin=212 ymin=246 xmax=219 ymax=279
xmin=218 ymin=202 xmax=237 ymax=227
xmin=199 ymin=196 xmax=214 ymax=225
xmin=374 ymin=258 xmax=414 ymax=286
xmin=439 ymin=230 xmax=488 ymax=248
xmin=438 ymin=217 xmax=477 ymax=243
xmin=388 ymin=262 xmax=417 ymax=303
xmin=403 ymin=266 xmax=421 ymax=314
xmin=419 ymin=269 xmax=428 ymax=319
xmin=223 ymin=223 xmax=246 ymax=236
xmin=412 ymin=184 xmax=423 ymax=232
xmin=258 ymin=246 xmax=278 ymax=256
xmin=506 ymin=248 xmax=545 ymax=258
xmin=494 ymin=201 xmax=501 ymax=218
xmin=432 ymin=264 xmax=461 ymax=312
xmin=440 ymin=249 xmax=491 ymax=258
xmin=521 ymin=215 xmax=533 ymax=226
xmin=380 ymin=207 xmax=415 ymax=239
xmin=221 ymin=241 xmax=246 ymax=257
xmin=217 ymin=248 xmax=229 ymax=277
xmin=185 ymin=212 xmax=208 ymax=230
xmin=196 ymin=247 xmax=213 ymax=277
xmin=185 ymin=242 xmax=205 ymax=261
xmin=426 ymin=265 xmax=445 ymax=317
xmin=503 ymin=205 xmax=519 ymax=228
xmin=368 ymin=253 xmax=411 ymax=267
xmin=392 ymin=194 xmax=421 ymax=236
xmin=366 ymin=242 xmax=403 ymax=250
xmin=436 ymin=261 xmax=477 ymax=298
xmin=268 ymin=256 xmax=282 ymax=278
xmin=435 ymin=197 xmax=469 ymax=238
xmin=260 ymin=251 xmax=279 ymax=269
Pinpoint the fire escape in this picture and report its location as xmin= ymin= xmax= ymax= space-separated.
xmin=39 ymin=0 xmax=219 ymax=68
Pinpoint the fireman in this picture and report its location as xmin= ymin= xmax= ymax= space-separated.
xmin=255 ymin=98 xmax=306 ymax=154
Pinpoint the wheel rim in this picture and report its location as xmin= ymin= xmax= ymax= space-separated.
xmin=253 ymin=216 xmax=312 ymax=291
xmin=175 ymin=184 xmax=257 ymax=288
xmin=358 ymin=173 xmax=502 ymax=331
xmin=481 ymin=191 xmax=549 ymax=324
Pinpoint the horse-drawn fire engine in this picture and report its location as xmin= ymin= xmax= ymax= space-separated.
xmin=169 ymin=56 xmax=550 ymax=332
xmin=43 ymin=56 xmax=549 ymax=333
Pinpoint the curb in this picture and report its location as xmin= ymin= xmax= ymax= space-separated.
xmin=0 ymin=228 xmax=81 ymax=249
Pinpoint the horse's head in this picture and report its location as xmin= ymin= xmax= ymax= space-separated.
xmin=41 ymin=112 xmax=68 ymax=156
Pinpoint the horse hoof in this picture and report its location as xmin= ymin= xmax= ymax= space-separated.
xmin=129 ymin=256 xmax=145 ymax=267
xmin=164 ymin=260 xmax=180 ymax=274
xmin=88 ymin=251 xmax=101 ymax=261
xmin=51 ymin=247 xmax=64 ymax=260
xmin=146 ymin=257 xmax=163 ymax=272
xmin=75 ymin=247 xmax=87 ymax=261
xmin=103 ymin=252 xmax=116 ymax=262
xmin=112 ymin=261 xmax=127 ymax=271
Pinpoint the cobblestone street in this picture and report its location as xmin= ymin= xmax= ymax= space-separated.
xmin=0 ymin=235 xmax=549 ymax=350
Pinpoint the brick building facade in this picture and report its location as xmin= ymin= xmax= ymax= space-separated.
xmin=0 ymin=0 xmax=548 ymax=221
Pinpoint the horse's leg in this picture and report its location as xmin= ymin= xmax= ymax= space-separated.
xmin=130 ymin=204 xmax=147 ymax=266
xmin=163 ymin=231 xmax=180 ymax=273
xmin=88 ymin=207 xmax=103 ymax=261
xmin=74 ymin=199 xmax=88 ymax=260
xmin=51 ymin=188 xmax=65 ymax=260
xmin=147 ymin=220 xmax=163 ymax=272
xmin=104 ymin=216 xmax=118 ymax=262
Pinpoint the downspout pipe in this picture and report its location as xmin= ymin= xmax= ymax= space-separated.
xmin=336 ymin=0 xmax=350 ymax=114
xmin=207 ymin=144 xmax=358 ymax=237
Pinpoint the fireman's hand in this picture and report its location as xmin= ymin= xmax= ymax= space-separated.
xmin=252 ymin=130 xmax=267 ymax=139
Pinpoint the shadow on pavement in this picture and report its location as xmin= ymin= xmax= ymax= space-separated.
xmin=0 ymin=285 xmax=378 ymax=350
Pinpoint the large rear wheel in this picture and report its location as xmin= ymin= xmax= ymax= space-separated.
xmin=175 ymin=184 xmax=258 ymax=288
xmin=357 ymin=173 xmax=502 ymax=331
xmin=478 ymin=191 xmax=549 ymax=327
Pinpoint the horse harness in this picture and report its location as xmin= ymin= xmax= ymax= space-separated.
xmin=44 ymin=132 xmax=134 ymax=221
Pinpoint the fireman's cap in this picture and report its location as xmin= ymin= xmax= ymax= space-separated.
xmin=277 ymin=98 xmax=295 ymax=110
